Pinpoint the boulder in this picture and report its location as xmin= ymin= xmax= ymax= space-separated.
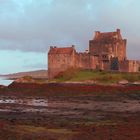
xmin=15 ymin=76 xmax=36 ymax=83
xmin=132 ymin=81 xmax=140 ymax=85
xmin=118 ymin=80 xmax=129 ymax=85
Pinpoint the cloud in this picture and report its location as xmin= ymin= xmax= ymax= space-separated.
xmin=0 ymin=0 xmax=139 ymax=59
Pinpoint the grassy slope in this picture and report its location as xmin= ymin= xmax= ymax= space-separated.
xmin=54 ymin=69 xmax=140 ymax=84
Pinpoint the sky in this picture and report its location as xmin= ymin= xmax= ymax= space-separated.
xmin=0 ymin=0 xmax=140 ymax=74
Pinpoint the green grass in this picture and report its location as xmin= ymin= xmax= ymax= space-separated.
xmin=53 ymin=69 xmax=140 ymax=84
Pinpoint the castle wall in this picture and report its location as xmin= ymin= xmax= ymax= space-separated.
xmin=90 ymin=55 xmax=96 ymax=69
xmin=102 ymin=61 xmax=110 ymax=70
xmin=119 ymin=60 xmax=139 ymax=72
xmin=76 ymin=53 xmax=91 ymax=69
xmin=89 ymin=40 xmax=126 ymax=61
xmin=117 ymin=40 xmax=127 ymax=61
xmin=48 ymin=51 xmax=96 ymax=79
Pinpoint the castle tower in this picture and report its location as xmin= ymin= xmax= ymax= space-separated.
xmin=89 ymin=29 xmax=127 ymax=70
xmin=48 ymin=46 xmax=77 ymax=79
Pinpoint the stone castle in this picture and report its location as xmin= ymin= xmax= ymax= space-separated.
xmin=48 ymin=29 xmax=139 ymax=79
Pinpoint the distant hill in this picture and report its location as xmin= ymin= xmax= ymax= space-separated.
xmin=1 ymin=70 xmax=48 ymax=79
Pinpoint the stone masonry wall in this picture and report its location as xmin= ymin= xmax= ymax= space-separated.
xmin=119 ymin=60 xmax=139 ymax=72
xmin=76 ymin=53 xmax=91 ymax=69
xmin=48 ymin=52 xmax=76 ymax=79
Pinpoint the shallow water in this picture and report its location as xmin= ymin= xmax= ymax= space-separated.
xmin=0 ymin=77 xmax=13 ymax=86
xmin=0 ymin=98 xmax=48 ymax=107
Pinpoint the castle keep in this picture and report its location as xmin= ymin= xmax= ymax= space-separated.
xmin=48 ymin=29 xmax=139 ymax=79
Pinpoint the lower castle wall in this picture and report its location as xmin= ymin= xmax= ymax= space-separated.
xmin=102 ymin=62 xmax=110 ymax=71
xmin=119 ymin=60 xmax=139 ymax=72
xmin=48 ymin=53 xmax=96 ymax=79
xmin=48 ymin=52 xmax=139 ymax=79
xmin=76 ymin=53 xmax=91 ymax=69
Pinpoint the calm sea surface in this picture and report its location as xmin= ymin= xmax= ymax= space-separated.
xmin=0 ymin=77 xmax=13 ymax=86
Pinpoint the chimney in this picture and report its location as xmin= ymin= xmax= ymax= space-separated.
xmin=95 ymin=31 xmax=100 ymax=36
xmin=117 ymin=29 xmax=120 ymax=34
xmin=85 ymin=50 xmax=89 ymax=53
xmin=72 ymin=45 xmax=75 ymax=48
xmin=94 ymin=31 xmax=100 ymax=39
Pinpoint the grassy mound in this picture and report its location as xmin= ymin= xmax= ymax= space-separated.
xmin=54 ymin=69 xmax=140 ymax=84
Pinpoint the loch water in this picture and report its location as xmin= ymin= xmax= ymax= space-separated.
xmin=0 ymin=77 xmax=13 ymax=86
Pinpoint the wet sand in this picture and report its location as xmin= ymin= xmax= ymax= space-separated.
xmin=0 ymin=83 xmax=140 ymax=140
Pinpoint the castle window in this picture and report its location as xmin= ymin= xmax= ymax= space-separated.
xmin=102 ymin=55 xmax=107 ymax=58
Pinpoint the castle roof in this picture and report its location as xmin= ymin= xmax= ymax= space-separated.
xmin=93 ymin=29 xmax=122 ymax=41
xmin=49 ymin=47 xmax=75 ymax=54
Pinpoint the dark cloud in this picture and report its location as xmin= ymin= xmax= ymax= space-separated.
xmin=0 ymin=0 xmax=139 ymax=59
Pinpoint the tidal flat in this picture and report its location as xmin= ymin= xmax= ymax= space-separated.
xmin=0 ymin=83 xmax=140 ymax=140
